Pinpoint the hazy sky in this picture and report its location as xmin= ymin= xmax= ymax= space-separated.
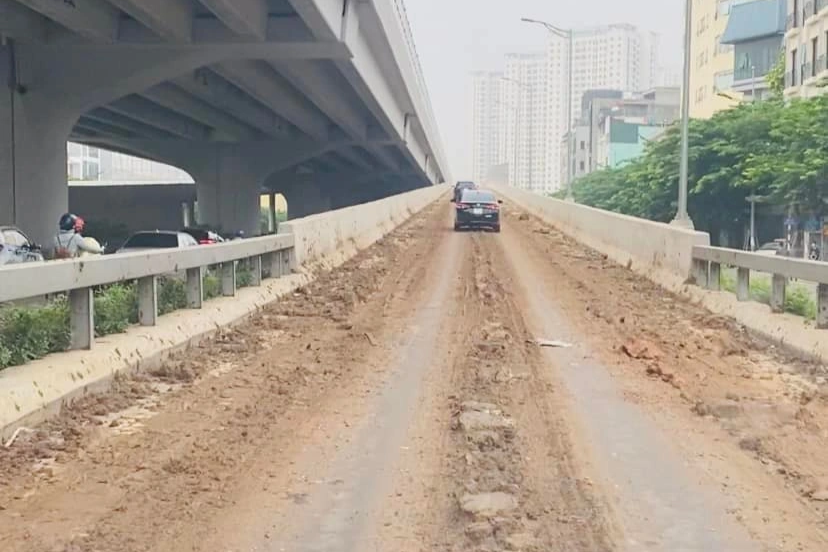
xmin=406 ymin=0 xmax=685 ymax=181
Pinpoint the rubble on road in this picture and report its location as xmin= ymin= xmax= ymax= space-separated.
xmin=460 ymin=492 xmax=518 ymax=518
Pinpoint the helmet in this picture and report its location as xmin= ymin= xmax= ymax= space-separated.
xmin=59 ymin=213 xmax=78 ymax=232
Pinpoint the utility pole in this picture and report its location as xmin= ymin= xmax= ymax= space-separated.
xmin=671 ymin=0 xmax=695 ymax=229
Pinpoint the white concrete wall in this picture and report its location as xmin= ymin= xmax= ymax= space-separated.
xmin=280 ymin=185 xmax=448 ymax=269
xmin=494 ymin=186 xmax=711 ymax=280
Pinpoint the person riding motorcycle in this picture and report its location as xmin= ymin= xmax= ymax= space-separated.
xmin=53 ymin=213 xmax=104 ymax=259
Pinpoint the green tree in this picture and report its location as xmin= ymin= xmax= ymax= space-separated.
xmin=765 ymin=52 xmax=785 ymax=97
xmin=571 ymin=93 xmax=828 ymax=243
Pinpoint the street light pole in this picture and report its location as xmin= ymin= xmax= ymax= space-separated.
xmin=671 ymin=0 xmax=695 ymax=229
xmin=522 ymin=17 xmax=575 ymax=200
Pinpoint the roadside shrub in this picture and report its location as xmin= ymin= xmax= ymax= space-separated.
xmin=94 ymin=283 xmax=137 ymax=336
xmin=203 ymin=272 xmax=221 ymax=299
xmin=236 ymin=265 xmax=254 ymax=289
xmin=158 ymin=277 xmax=187 ymax=315
xmin=0 ymin=299 xmax=70 ymax=369
xmin=0 ymin=343 xmax=11 ymax=369
xmin=0 ymin=266 xmax=254 ymax=370
xmin=786 ymin=286 xmax=816 ymax=320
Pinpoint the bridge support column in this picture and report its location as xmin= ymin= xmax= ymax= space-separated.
xmin=1 ymin=49 xmax=76 ymax=246
xmin=196 ymin=175 xmax=262 ymax=237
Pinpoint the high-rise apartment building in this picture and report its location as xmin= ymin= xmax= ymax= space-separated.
xmin=471 ymin=71 xmax=505 ymax=184
xmin=784 ymin=0 xmax=828 ymax=98
xmin=545 ymin=24 xmax=659 ymax=192
xmin=502 ymin=53 xmax=547 ymax=192
xmin=689 ymin=0 xmax=757 ymax=118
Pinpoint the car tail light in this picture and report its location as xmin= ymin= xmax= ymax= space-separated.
xmin=199 ymin=239 xmax=214 ymax=245
xmin=489 ymin=203 xmax=500 ymax=211
xmin=456 ymin=203 xmax=470 ymax=210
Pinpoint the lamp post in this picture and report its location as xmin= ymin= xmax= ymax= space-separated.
xmin=746 ymin=194 xmax=767 ymax=251
xmin=671 ymin=0 xmax=695 ymax=228
xmin=522 ymin=17 xmax=575 ymax=200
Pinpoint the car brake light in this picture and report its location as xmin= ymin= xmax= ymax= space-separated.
xmin=199 ymin=239 xmax=213 ymax=245
xmin=456 ymin=203 xmax=469 ymax=210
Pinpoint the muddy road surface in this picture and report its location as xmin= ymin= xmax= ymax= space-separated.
xmin=1 ymin=201 xmax=827 ymax=551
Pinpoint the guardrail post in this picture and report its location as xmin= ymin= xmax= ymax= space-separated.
xmin=186 ymin=267 xmax=204 ymax=308
xmin=137 ymin=276 xmax=158 ymax=326
xmin=284 ymin=248 xmax=295 ymax=274
xmin=250 ymin=255 xmax=263 ymax=286
xmin=736 ymin=267 xmax=750 ymax=301
xmin=221 ymin=262 xmax=236 ymax=296
xmin=818 ymin=284 xmax=828 ymax=329
xmin=708 ymin=262 xmax=721 ymax=291
xmin=771 ymin=274 xmax=787 ymax=313
xmin=692 ymin=259 xmax=708 ymax=288
xmin=69 ymin=288 xmax=94 ymax=350
xmin=270 ymin=250 xmax=283 ymax=277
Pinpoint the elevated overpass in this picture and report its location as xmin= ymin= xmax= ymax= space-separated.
xmin=0 ymin=0 xmax=449 ymax=245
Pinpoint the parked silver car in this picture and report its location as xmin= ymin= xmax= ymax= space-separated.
xmin=117 ymin=231 xmax=199 ymax=253
xmin=0 ymin=226 xmax=45 ymax=266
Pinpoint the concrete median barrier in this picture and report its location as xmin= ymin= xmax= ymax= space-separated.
xmin=494 ymin=186 xmax=710 ymax=282
xmin=280 ymin=185 xmax=449 ymax=269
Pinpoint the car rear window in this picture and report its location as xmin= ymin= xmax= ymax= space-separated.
xmin=182 ymin=228 xmax=207 ymax=241
xmin=122 ymin=233 xmax=179 ymax=248
xmin=461 ymin=190 xmax=496 ymax=203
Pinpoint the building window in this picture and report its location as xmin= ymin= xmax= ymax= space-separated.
xmin=791 ymin=48 xmax=798 ymax=85
xmin=813 ymin=37 xmax=820 ymax=77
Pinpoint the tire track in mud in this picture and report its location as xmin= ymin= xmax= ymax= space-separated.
xmin=394 ymin=231 xmax=620 ymax=551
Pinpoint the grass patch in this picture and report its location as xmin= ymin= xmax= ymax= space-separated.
xmin=720 ymin=270 xmax=816 ymax=320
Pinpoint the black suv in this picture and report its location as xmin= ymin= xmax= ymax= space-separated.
xmin=454 ymin=189 xmax=502 ymax=232
xmin=452 ymin=181 xmax=477 ymax=203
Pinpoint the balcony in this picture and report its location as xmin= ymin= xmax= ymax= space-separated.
xmin=733 ymin=66 xmax=768 ymax=81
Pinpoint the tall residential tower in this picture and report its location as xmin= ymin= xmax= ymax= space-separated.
xmin=546 ymin=24 xmax=659 ymax=192
xmin=471 ymin=71 xmax=504 ymax=184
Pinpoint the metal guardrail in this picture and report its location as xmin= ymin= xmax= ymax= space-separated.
xmin=692 ymin=245 xmax=828 ymax=328
xmin=0 ymin=234 xmax=295 ymax=350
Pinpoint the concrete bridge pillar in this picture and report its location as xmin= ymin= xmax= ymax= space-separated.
xmin=0 ymin=49 xmax=77 ymax=246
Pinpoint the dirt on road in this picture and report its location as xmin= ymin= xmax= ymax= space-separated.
xmin=502 ymin=204 xmax=828 ymax=551
xmin=3 ymin=199 xmax=828 ymax=551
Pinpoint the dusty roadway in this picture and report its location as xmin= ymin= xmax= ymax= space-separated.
xmin=2 ymin=200 xmax=828 ymax=551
